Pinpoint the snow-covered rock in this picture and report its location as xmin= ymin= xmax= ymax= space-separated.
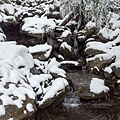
xmin=37 ymin=77 xmax=68 ymax=109
xmin=29 ymin=43 xmax=52 ymax=60
xmin=21 ymin=17 xmax=56 ymax=39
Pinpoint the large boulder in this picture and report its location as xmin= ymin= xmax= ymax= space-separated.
xmin=79 ymin=78 xmax=109 ymax=100
xmin=28 ymin=75 xmax=69 ymax=109
xmin=21 ymin=17 xmax=56 ymax=42
xmin=66 ymin=71 xmax=109 ymax=101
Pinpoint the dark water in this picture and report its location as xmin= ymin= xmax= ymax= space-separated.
xmin=34 ymin=69 xmax=120 ymax=120
xmin=35 ymin=99 xmax=120 ymax=120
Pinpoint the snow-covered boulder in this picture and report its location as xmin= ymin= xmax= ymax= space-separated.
xmin=21 ymin=17 xmax=56 ymax=40
xmin=0 ymin=42 xmax=36 ymax=119
xmin=29 ymin=43 xmax=52 ymax=60
xmin=85 ymin=41 xmax=106 ymax=56
xmin=34 ymin=58 xmax=66 ymax=77
xmin=86 ymin=34 xmax=120 ymax=78
xmin=60 ymin=61 xmax=82 ymax=71
xmin=79 ymin=77 xmax=109 ymax=100
xmin=36 ymin=77 xmax=69 ymax=109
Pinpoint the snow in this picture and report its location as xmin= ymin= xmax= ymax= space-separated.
xmin=90 ymin=78 xmax=109 ymax=94
xmin=60 ymin=42 xmax=72 ymax=51
xmin=45 ymin=57 xmax=66 ymax=77
xmin=0 ymin=105 xmax=5 ymax=116
xmin=22 ymin=17 xmax=56 ymax=34
xmin=34 ymin=58 xmax=66 ymax=77
xmin=104 ymin=67 xmax=112 ymax=74
xmin=0 ymin=42 xmax=34 ymax=69
xmin=26 ymin=103 xmax=34 ymax=112
xmin=61 ymin=30 xmax=71 ymax=38
xmin=8 ymin=118 xmax=14 ymax=120
xmin=29 ymin=43 xmax=52 ymax=58
xmin=85 ymin=21 xmax=96 ymax=29
xmin=2 ymin=4 xmax=15 ymax=15
xmin=58 ymin=54 xmax=64 ymax=60
xmin=60 ymin=61 xmax=79 ymax=66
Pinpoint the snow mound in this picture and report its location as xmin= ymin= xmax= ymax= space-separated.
xmin=90 ymin=78 xmax=109 ymax=94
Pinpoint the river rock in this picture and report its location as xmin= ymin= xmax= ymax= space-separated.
xmin=60 ymin=61 xmax=82 ymax=71
xmin=67 ymin=72 xmax=109 ymax=101
xmin=46 ymin=11 xmax=61 ymax=19
xmin=60 ymin=30 xmax=72 ymax=42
